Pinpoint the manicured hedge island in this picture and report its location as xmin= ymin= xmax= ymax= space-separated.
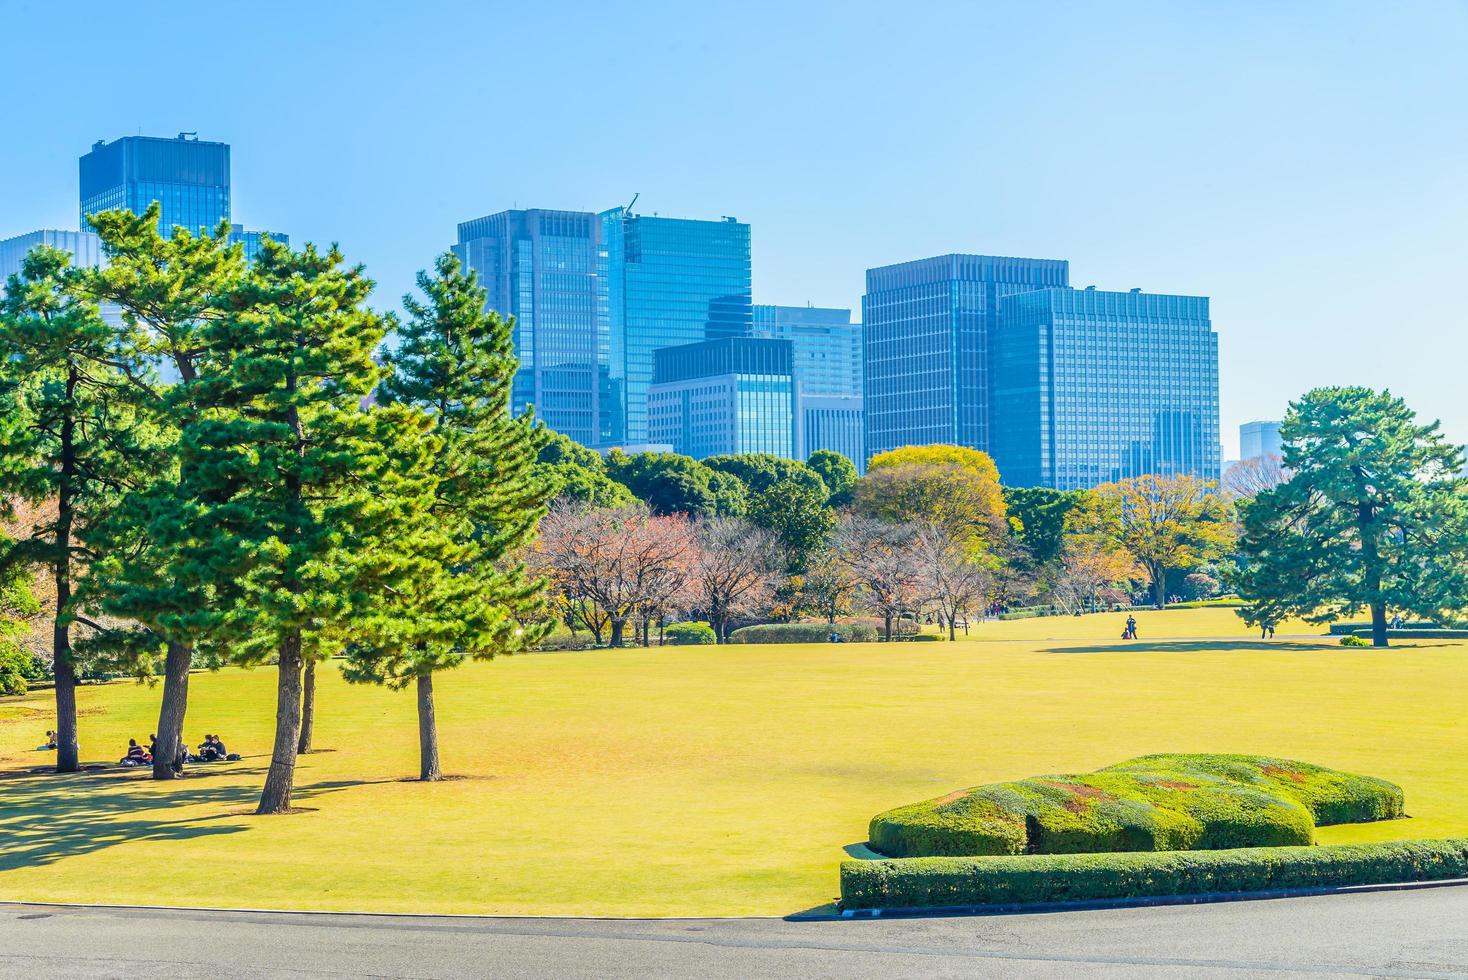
xmin=845 ymin=753 xmax=1449 ymax=911
xmin=869 ymin=754 xmax=1404 ymax=858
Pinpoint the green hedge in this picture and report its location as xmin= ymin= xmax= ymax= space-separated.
xmin=663 ymin=621 xmax=717 ymax=645
xmin=728 ymin=623 xmax=878 ymax=644
xmin=998 ymin=607 xmax=1053 ymax=621
xmin=869 ymin=754 xmax=1404 ymax=859
xmin=1352 ymin=629 xmax=1468 ymax=640
xmin=840 ymin=839 xmax=1468 ymax=910
xmin=1328 ymin=621 xmax=1437 ymax=635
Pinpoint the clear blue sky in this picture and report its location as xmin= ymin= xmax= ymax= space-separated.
xmin=5 ymin=0 xmax=1465 ymax=457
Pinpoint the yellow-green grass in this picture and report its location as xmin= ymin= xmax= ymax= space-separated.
xmin=0 ymin=608 xmax=1463 ymax=917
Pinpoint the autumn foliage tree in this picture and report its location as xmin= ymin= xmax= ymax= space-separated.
xmin=855 ymin=445 xmax=1008 ymax=553
xmin=1068 ymin=474 xmax=1234 ymax=608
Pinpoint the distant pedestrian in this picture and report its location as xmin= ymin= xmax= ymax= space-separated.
xmin=1123 ymin=615 xmax=1138 ymax=640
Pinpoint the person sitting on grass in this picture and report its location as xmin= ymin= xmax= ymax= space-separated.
xmin=211 ymin=734 xmax=230 ymax=759
xmin=37 ymin=730 xmax=57 ymax=751
xmin=120 ymin=738 xmax=149 ymax=766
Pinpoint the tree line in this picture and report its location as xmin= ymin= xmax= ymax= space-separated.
xmin=3 ymin=208 xmax=1464 ymax=806
xmin=0 ymin=208 xmax=553 ymax=802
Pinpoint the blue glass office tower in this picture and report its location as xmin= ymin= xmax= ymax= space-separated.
xmin=647 ymin=337 xmax=794 ymax=459
xmin=453 ymin=210 xmax=607 ymax=445
xmin=80 ymin=135 xmax=230 ymax=235
xmin=862 ymin=254 xmax=1069 ymax=459
xmin=78 ymin=134 xmax=286 ymax=253
xmin=991 ymin=287 xmax=1220 ymax=489
xmin=601 ymin=208 xmax=751 ymax=445
xmin=751 ymin=304 xmax=862 ymax=396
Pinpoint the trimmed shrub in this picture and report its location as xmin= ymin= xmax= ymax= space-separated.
xmin=728 ymin=623 xmax=878 ymax=644
xmin=869 ymin=754 xmax=1403 ymax=859
xmin=663 ymin=621 xmax=717 ymax=645
xmin=1340 ymin=635 xmax=1370 ymax=647
xmin=840 ymin=839 xmax=1468 ymax=910
xmin=999 ymin=607 xmax=1053 ymax=621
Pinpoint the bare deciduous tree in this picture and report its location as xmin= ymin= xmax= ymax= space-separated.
xmin=687 ymin=517 xmax=782 ymax=642
xmin=914 ymin=523 xmax=994 ymax=640
xmin=835 ymin=515 xmax=924 ymax=641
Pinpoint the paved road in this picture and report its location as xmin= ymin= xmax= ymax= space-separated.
xmin=2 ymin=887 xmax=1466 ymax=979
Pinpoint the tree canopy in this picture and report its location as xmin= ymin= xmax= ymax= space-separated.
xmin=805 ymin=449 xmax=858 ymax=507
xmin=703 ymin=453 xmax=826 ymax=497
xmin=1236 ymin=387 xmax=1468 ymax=645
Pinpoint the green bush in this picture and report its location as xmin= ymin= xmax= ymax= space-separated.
xmin=1167 ymin=598 xmax=1244 ymax=609
xmin=840 ymin=838 xmax=1468 ymax=910
xmin=869 ymin=753 xmax=1404 ymax=859
xmin=663 ymin=621 xmax=717 ymax=645
xmin=1354 ymin=629 xmax=1468 ymax=640
xmin=1340 ymin=635 xmax=1370 ymax=647
xmin=998 ymin=607 xmax=1053 ymax=621
xmin=728 ymin=623 xmax=878 ymax=644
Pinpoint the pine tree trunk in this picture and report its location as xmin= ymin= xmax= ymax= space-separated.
xmin=1152 ymin=567 xmax=1167 ymax=609
xmin=1370 ymin=601 xmax=1389 ymax=648
xmin=52 ymin=373 xmax=80 ymax=775
xmin=152 ymin=641 xmax=192 ymax=780
xmin=257 ymin=633 xmax=304 ymax=814
xmin=52 ymin=655 xmax=80 ymax=773
xmin=297 ymin=660 xmax=316 ymax=754
xmin=417 ymin=672 xmax=441 ymax=781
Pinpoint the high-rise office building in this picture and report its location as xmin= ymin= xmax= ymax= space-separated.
xmin=647 ymin=337 xmax=794 ymax=459
xmin=452 ymin=205 xmax=750 ymax=450
xmin=797 ymin=394 xmax=866 ymax=472
xmin=990 ymin=287 xmax=1220 ymax=489
xmin=0 ymin=229 xmax=103 ymax=283
xmin=751 ymin=304 xmax=862 ymax=397
xmin=78 ymin=133 xmax=286 ymax=250
xmin=1240 ymin=420 xmax=1283 ymax=461
xmin=862 ymin=254 xmax=1069 ymax=459
xmin=601 ymin=208 xmax=751 ymax=446
xmin=452 ymin=209 xmax=607 ymax=446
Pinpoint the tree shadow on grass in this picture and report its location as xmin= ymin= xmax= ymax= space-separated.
xmin=0 ymin=762 xmax=392 ymax=873
xmin=1039 ymin=640 xmax=1332 ymax=655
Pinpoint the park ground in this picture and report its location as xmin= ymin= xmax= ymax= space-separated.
xmin=1 ymin=607 xmax=1465 ymax=917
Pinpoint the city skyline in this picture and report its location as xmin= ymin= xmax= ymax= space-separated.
xmin=3 ymin=2 xmax=1464 ymax=458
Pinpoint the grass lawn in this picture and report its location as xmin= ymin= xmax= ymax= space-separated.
xmin=1 ymin=607 xmax=1464 ymax=917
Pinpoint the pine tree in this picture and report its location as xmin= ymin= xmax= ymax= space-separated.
xmin=81 ymin=204 xmax=245 ymax=779
xmin=0 ymin=247 xmax=144 ymax=772
xmin=173 ymin=239 xmax=410 ymax=812
xmin=1238 ymin=387 xmax=1468 ymax=646
xmin=343 ymin=253 xmax=553 ymax=781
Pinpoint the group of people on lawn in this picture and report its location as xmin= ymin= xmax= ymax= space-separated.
xmin=120 ymin=733 xmax=234 ymax=770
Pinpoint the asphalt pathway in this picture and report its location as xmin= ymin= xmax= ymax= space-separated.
xmin=2 ymin=885 xmax=1467 ymax=979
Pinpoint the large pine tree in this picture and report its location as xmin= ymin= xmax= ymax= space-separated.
xmin=344 ymin=253 xmax=552 ymax=781
xmin=1238 ymin=387 xmax=1468 ymax=646
xmin=0 ymin=247 xmax=145 ymax=772
xmin=174 ymin=239 xmax=417 ymax=812
xmin=82 ymin=204 xmax=245 ymax=779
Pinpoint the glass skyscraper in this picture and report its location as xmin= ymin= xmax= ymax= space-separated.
xmin=601 ymin=208 xmax=751 ymax=445
xmin=990 ymin=287 xmax=1220 ymax=489
xmin=80 ymin=135 xmax=231 ymax=236
xmin=0 ymin=229 xmax=103 ymax=283
xmin=862 ymin=254 xmax=1069 ymax=459
xmin=78 ymin=134 xmax=286 ymax=251
xmin=453 ymin=209 xmax=607 ymax=445
xmin=1240 ymin=420 xmax=1283 ymax=461
xmin=751 ymin=304 xmax=862 ymax=396
xmin=647 ymin=337 xmax=794 ymax=459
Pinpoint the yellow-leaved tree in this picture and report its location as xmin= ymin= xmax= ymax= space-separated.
xmin=854 ymin=445 xmax=1008 ymax=553
xmin=1067 ymin=474 xmax=1234 ymax=608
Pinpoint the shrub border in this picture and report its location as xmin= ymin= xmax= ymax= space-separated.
xmin=839 ymin=839 xmax=1468 ymax=912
